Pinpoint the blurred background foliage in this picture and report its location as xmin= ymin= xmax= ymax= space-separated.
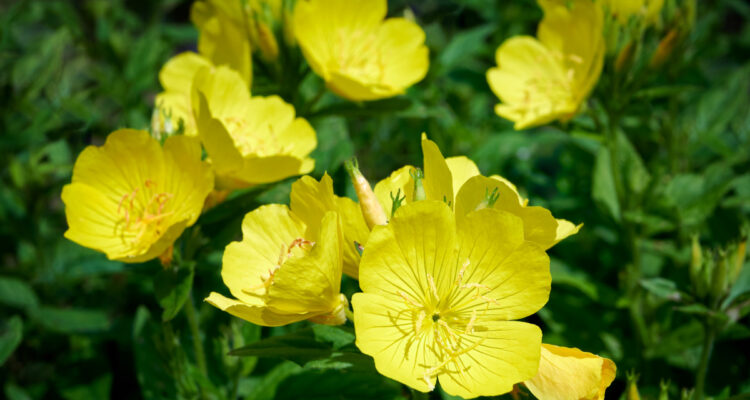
xmin=1 ymin=0 xmax=750 ymax=399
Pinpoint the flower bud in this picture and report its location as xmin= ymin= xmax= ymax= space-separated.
xmin=649 ymin=28 xmax=680 ymax=70
xmin=690 ymin=235 xmax=706 ymax=297
xmin=345 ymin=158 xmax=387 ymax=229
xmin=710 ymin=252 xmax=728 ymax=303
xmin=627 ymin=371 xmax=641 ymax=400
xmin=254 ymin=19 xmax=279 ymax=62
xmin=659 ymin=380 xmax=670 ymax=400
xmin=410 ymin=168 xmax=426 ymax=201
xmin=731 ymin=240 xmax=746 ymax=284
xmin=615 ymin=41 xmax=635 ymax=75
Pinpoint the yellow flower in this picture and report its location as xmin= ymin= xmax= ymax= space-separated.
xmin=62 ymin=129 xmax=213 ymax=263
xmin=293 ymin=0 xmax=429 ymax=101
xmin=191 ymin=0 xmax=253 ymax=84
xmin=601 ymin=0 xmax=664 ymax=25
xmin=487 ymin=0 xmax=605 ymax=130
xmin=192 ymin=64 xmax=316 ymax=189
xmin=376 ymin=136 xmax=581 ymax=250
xmin=152 ymin=52 xmax=213 ymax=137
xmin=289 ymin=174 xmax=369 ymax=279
xmin=352 ymin=200 xmax=550 ymax=398
xmin=524 ymin=344 xmax=616 ymax=400
xmin=206 ymin=205 xmax=348 ymax=326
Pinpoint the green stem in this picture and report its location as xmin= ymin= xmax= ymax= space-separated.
xmin=604 ymin=107 xmax=649 ymax=357
xmin=301 ymin=84 xmax=326 ymax=117
xmin=184 ymin=293 xmax=208 ymax=376
xmin=695 ymin=323 xmax=716 ymax=400
xmin=230 ymin=367 xmax=242 ymax=400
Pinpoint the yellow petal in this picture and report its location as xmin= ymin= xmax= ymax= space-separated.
xmin=159 ymin=52 xmax=212 ymax=94
xmin=62 ymin=183 xmax=137 ymax=260
xmin=267 ymin=211 xmax=344 ymax=314
xmin=554 ymin=219 xmax=583 ymax=245
xmin=358 ymin=200 xmax=457 ymax=304
xmin=162 ymin=135 xmax=214 ymax=226
xmin=455 ymin=208 xmax=551 ymax=320
xmin=205 ymin=292 xmax=312 ymax=327
xmin=455 ymin=175 xmax=560 ymax=249
xmin=192 ymin=65 xmax=250 ymax=120
xmin=193 ymin=91 xmax=244 ymax=177
xmin=524 ymin=344 xmax=616 ymax=400
xmin=191 ymin=0 xmax=252 ymax=85
xmin=222 ymin=204 xmax=306 ymax=302
xmin=352 ymin=292 xmax=438 ymax=392
xmin=421 ymin=135 xmax=454 ymax=207
xmin=377 ymin=18 xmax=429 ymax=87
xmin=438 ymin=321 xmax=543 ymax=399
xmin=373 ymin=165 xmax=415 ymax=218
xmin=290 ymin=175 xmax=368 ymax=278
xmin=445 ymin=156 xmax=480 ymax=197
xmin=487 ymin=37 xmax=575 ymax=130
xmin=537 ymin=0 xmax=604 ymax=102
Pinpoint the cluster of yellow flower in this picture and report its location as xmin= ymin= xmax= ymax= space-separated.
xmin=59 ymin=0 xmax=668 ymax=397
xmin=207 ymin=135 xmax=613 ymax=399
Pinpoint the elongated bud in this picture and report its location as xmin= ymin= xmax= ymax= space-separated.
xmin=711 ymin=251 xmax=729 ymax=303
xmin=690 ymin=235 xmax=706 ymax=297
xmin=255 ymin=19 xmax=279 ymax=61
xmin=410 ymin=168 xmax=426 ymax=201
xmin=627 ymin=372 xmax=641 ymax=400
xmin=345 ymin=158 xmax=387 ymax=229
xmin=281 ymin=0 xmax=296 ymax=47
xmin=650 ymin=29 xmax=680 ymax=69
xmin=615 ymin=42 xmax=635 ymax=74
xmin=731 ymin=240 xmax=747 ymax=284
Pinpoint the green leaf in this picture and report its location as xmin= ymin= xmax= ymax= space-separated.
xmin=154 ymin=266 xmax=194 ymax=322
xmin=0 ymin=276 xmax=38 ymax=310
xmin=592 ymin=147 xmax=621 ymax=221
xmin=0 ymin=316 xmax=23 ymax=366
xmin=550 ymin=258 xmax=599 ymax=300
xmin=31 ymin=307 xmax=110 ymax=334
xmin=664 ymin=163 xmax=735 ymax=227
xmin=132 ymin=306 xmax=178 ymax=400
xmin=309 ymin=97 xmax=411 ymax=119
xmin=438 ymin=24 xmax=495 ymax=72
xmin=640 ymin=278 xmax=682 ymax=300
xmin=616 ymin=132 xmax=651 ymax=196
xmin=274 ymin=369 xmax=407 ymax=400
xmin=230 ymin=327 xmax=374 ymax=372
xmin=60 ymin=374 xmax=112 ymax=400
xmin=4 ymin=383 xmax=32 ymax=400
xmin=243 ymin=361 xmax=303 ymax=400
xmin=311 ymin=325 xmax=355 ymax=350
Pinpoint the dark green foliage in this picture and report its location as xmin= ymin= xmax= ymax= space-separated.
xmin=1 ymin=0 xmax=749 ymax=399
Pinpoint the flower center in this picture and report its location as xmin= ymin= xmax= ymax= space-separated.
xmin=116 ymin=179 xmax=173 ymax=253
xmin=333 ymin=28 xmax=385 ymax=85
xmin=252 ymin=237 xmax=315 ymax=293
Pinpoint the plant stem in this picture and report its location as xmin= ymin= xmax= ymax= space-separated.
xmin=695 ymin=323 xmax=716 ymax=400
xmin=184 ymin=292 xmax=208 ymax=376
